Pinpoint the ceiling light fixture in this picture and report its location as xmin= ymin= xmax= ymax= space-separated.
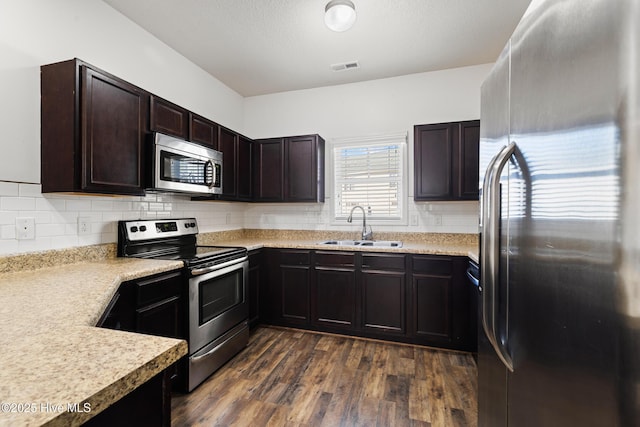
xmin=324 ymin=0 xmax=357 ymax=32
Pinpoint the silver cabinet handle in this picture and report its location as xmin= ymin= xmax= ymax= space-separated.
xmin=481 ymin=142 xmax=516 ymax=372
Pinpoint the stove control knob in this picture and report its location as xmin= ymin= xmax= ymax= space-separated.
xmin=140 ymin=225 xmax=147 ymax=232
xmin=190 ymin=222 xmax=196 ymax=228
xmin=130 ymin=226 xmax=138 ymax=233
xmin=184 ymin=223 xmax=190 ymax=228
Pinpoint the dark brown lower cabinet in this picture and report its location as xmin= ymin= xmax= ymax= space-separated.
xmin=360 ymin=253 xmax=407 ymax=338
xmin=281 ymin=264 xmax=310 ymax=324
xmin=412 ymin=255 xmax=475 ymax=351
xmin=260 ymin=248 xmax=475 ymax=352
xmin=265 ymin=249 xmax=311 ymax=326
xmin=361 ymin=270 xmax=406 ymax=335
xmin=413 ymin=273 xmax=451 ymax=341
xmin=98 ymin=270 xmax=187 ymax=389
xmin=313 ymin=251 xmax=357 ymax=331
xmin=83 ymin=370 xmax=170 ymax=427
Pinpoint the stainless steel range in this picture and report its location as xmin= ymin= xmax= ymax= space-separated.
xmin=117 ymin=218 xmax=249 ymax=391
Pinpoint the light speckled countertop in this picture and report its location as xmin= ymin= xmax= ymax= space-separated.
xmin=0 ymin=228 xmax=479 ymax=426
xmin=0 ymin=258 xmax=187 ymax=427
xmin=198 ymin=229 xmax=479 ymax=261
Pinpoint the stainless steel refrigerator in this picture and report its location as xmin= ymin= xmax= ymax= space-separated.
xmin=478 ymin=0 xmax=640 ymax=426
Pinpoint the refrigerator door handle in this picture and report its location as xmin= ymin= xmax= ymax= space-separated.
xmin=481 ymin=141 xmax=516 ymax=372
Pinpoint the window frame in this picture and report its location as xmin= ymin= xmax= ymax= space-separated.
xmin=329 ymin=132 xmax=408 ymax=226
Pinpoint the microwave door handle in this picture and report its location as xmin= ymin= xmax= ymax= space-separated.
xmin=204 ymin=160 xmax=214 ymax=187
xmin=481 ymin=141 xmax=516 ymax=372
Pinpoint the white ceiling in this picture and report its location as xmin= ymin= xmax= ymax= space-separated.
xmin=102 ymin=0 xmax=532 ymax=97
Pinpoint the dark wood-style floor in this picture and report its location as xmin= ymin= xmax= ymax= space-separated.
xmin=171 ymin=326 xmax=477 ymax=427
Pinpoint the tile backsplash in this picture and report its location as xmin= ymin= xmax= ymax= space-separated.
xmin=0 ymin=182 xmax=245 ymax=255
xmin=0 ymin=182 xmax=479 ymax=255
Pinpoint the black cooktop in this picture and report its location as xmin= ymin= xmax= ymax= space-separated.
xmin=117 ymin=218 xmax=247 ymax=267
xmin=149 ymin=245 xmax=247 ymax=267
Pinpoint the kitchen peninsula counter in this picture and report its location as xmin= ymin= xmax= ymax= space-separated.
xmin=0 ymin=257 xmax=187 ymax=427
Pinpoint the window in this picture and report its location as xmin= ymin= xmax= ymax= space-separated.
xmin=332 ymin=132 xmax=407 ymax=223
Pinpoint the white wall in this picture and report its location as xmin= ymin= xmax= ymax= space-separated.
xmin=0 ymin=0 xmax=247 ymax=255
xmin=0 ymin=0 xmax=244 ymax=184
xmin=243 ymin=65 xmax=491 ymax=233
xmin=0 ymin=0 xmax=486 ymax=256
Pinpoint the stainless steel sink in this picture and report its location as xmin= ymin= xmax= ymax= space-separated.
xmin=356 ymin=240 xmax=403 ymax=248
xmin=318 ymin=240 xmax=360 ymax=246
xmin=318 ymin=240 xmax=403 ymax=248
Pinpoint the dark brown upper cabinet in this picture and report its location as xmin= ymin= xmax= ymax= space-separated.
xmin=41 ymin=58 xmax=148 ymax=195
xmin=189 ymin=113 xmax=219 ymax=148
xmin=218 ymin=127 xmax=238 ymax=199
xmin=210 ymin=127 xmax=253 ymax=202
xmin=237 ymin=135 xmax=252 ymax=201
xmin=414 ymin=120 xmax=480 ymax=201
xmin=150 ymin=95 xmax=189 ymax=140
xmin=253 ymin=134 xmax=325 ymax=203
xmin=253 ymin=138 xmax=284 ymax=202
xmin=286 ymin=135 xmax=325 ymax=202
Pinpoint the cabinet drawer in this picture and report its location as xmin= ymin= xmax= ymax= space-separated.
xmin=362 ymin=253 xmax=406 ymax=271
xmin=412 ymin=256 xmax=453 ymax=275
xmin=136 ymin=271 xmax=183 ymax=307
xmin=315 ymin=251 xmax=355 ymax=267
xmin=279 ymin=250 xmax=311 ymax=265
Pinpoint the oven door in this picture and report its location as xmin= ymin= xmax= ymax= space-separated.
xmin=188 ymin=257 xmax=248 ymax=353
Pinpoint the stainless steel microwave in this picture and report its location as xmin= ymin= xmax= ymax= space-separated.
xmin=149 ymin=132 xmax=222 ymax=195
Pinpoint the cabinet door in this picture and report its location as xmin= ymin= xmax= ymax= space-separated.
xmin=412 ymin=256 xmax=454 ymax=344
xmin=314 ymin=267 xmax=357 ymax=330
xmin=81 ymin=66 xmax=147 ymax=195
xmin=361 ymin=270 xmax=406 ymax=334
xmin=280 ymin=265 xmax=311 ymax=324
xmin=190 ymin=113 xmax=219 ymax=148
xmin=237 ymin=136 xmax=252 ymax=201
xmin=413 ymin=273 xmax=452 ymax=342
xmin=455 ymin=120 xmax=480 ymax=199
xmin=414 ymin=123 xmax=453 ymax=200
xmin=412 ymin=256 xmax=473 ymax=350
xmin=253 ymin=139 xmax=284 ymax=201
xmin=150 ymin=96 xmax=189 ymax=139
xmin=219 ymin=127 xmax=238 ymax=198
xmin=285 ymin=135 xmax=318 ymax=202
xmin=269 ymin=250 xmax=311 ymax=326
xmin=136 ymin=296 xmax=182 ymax=338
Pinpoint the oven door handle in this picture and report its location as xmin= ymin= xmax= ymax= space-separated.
xmin=190 ymin=256 xmax=249 ymax=276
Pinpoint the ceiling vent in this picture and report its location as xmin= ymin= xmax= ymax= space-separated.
xmin=330 ymin=61 xmax=360 ymax=72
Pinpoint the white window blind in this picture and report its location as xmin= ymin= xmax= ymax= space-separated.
xmin=333 ymin=133 xmax=407 ymax=221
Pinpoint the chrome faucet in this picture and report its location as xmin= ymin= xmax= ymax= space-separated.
xmin=347 ymin=205 xmax=373 ymax=240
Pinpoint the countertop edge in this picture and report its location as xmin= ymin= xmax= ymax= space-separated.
xmin=0 ymin=259 xmax=188 ymax=427
xmin=216 ymin=238 xmax=479 ymax=258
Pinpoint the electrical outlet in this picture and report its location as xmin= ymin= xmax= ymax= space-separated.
xmin=78 ymin=217 xmax=91 ymax=236
xmin=226 ymin=213 xmax=232 ymax=224
xmin=410 ymin=214 xmax=419 ymax=226
xmin=433 ymin=214 xmax=442 ymax=226
xmin=16 ymin=217 xmax=35 ymax=240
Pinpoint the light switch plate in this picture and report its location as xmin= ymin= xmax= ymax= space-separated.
xmin=16 ymin=217 xmax=35 ymax=240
